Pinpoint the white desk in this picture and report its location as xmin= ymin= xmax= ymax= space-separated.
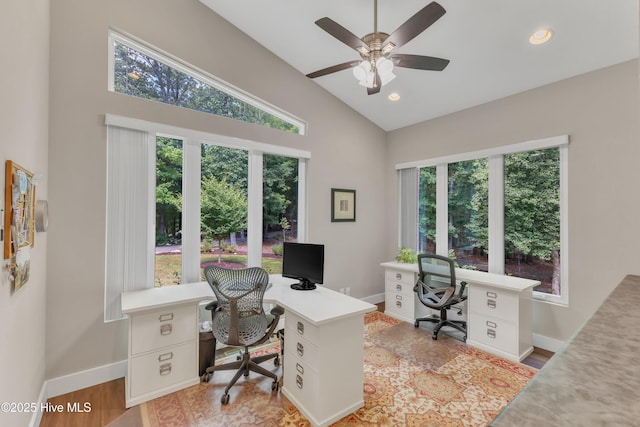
xmin=121 ymin=275 xmax=376 ymax=427
xmin=380 ymin=261 xmax=539 ymax=362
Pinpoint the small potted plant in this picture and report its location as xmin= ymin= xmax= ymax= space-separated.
xmin=395 ymin=247 xmax=417 ymax=264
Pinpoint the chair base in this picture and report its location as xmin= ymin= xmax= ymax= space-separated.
xmin=202 ymin=346 xmax=280 ymax=404
xmin=415 ymin=314 xmax=467 ymax=342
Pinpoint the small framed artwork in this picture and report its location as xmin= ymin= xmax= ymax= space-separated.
xmin=4 ymin=160 xmax=36 ymax=291
xmin=331 ymin=188 xmax=356 ymax=222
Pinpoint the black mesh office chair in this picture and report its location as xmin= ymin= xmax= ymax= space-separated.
xmin=414 ymin=253 xmax=467 ymax=342
xmin=201 ymin=266 xmax=283 ymax=404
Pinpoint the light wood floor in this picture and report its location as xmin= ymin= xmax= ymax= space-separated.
xmin=39 ymin=303 xmax=553 ymax=427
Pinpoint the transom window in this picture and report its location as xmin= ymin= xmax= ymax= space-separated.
xmin=108 ymin=30 xmax=305 ymax=135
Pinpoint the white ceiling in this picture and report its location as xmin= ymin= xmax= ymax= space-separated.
xmin=200 ymin=0 xmax=639 ymax=131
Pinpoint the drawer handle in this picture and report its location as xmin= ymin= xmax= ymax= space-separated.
xmin=487 ymin=329 xmax=496 ymax=339
xmin=396 ymin=273 xmax=402 ymax=280
xmin=158 ymin=313 xmax=174 ymax=322
xmin=296 ymin=342 xmax=304 ymax=357
xmin=486 ymin=291 xmax=497 ymax=299
xmin=486 ymin=321 xmax=497 ymax=328
xmin=296 ymin=374 xmax=303 ymax=389
xmin=297 ymin=321 xmax=304 ymax=335
xmin=160 ymin=323 xmax=173 ymax=335
xmin=159 ymin=363 xmax=172 ymax=376
xmin=396 ymin=295 xmax=403 ymax=300
xmin=296 ymin=363 xmax=304 ymax=375
xmin=396 ymin=300 xmax=402 ymax=308
xmin=396 ymin=284 xmax=402 ymax=291
xmin=158 ymin=352 xmax=174 ymax=362
xmin=487 ymin=299 xmax=497 ymax=309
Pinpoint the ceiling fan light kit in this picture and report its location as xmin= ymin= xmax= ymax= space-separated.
xmin=353 ymin=57 xmax=395 ymax=88
xmin=306 ymin=0 xmax=450 ymax=95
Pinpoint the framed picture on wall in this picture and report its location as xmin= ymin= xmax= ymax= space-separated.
xmin=4 ymin=160 xmax=36 ymax=290
xmin=331 ymin=188 xmax=356 ymax=222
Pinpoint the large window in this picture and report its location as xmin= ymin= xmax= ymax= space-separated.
xmin=105 ymin=115 xmax=310 ymax=321
xmin=504 ymin=148 xmax=561 ymax=294
xmin=151 ymin=137 xmax=303 ymax=287
xmin=399 ymin=136 xmax=568 ymax=303
xmin=108 ymin=30 xmax=305 ymax=135
xmin=418 ymin=166 xmax=436 ymax=254
xmin=199 ymin=144 xmax=249 ymax=279
xmin=447 ymin=159 xmax=488 ymax=271
xmin=263 ymin=154 xmax=299 ymax=274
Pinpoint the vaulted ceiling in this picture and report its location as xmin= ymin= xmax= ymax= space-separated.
xmin=201 ymin=0 xmax=639 ymax=131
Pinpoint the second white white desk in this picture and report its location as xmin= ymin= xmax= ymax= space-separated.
xmin=380 ymin=261 xmax=539 ymax=362
xmin=121 ymin=275 xmax=376 ymax=427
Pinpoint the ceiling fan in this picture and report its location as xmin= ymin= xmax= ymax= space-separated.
xmin=306 ymin=0 xmax=450 ymax=95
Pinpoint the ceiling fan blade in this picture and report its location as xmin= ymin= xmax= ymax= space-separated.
xmin=392 ymin=54 xmax=449 ymax=71
xmin=383 ymin=2 xmax=446 ymax=52
xmin=306 ymin=60 xmax=359 ymax=79
xmin=315 ymin=17 xmax=370 ymax=54
xmin=367 ymin=72 xmax=382 ymax=95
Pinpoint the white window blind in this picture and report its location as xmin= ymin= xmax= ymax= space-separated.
xmin=104 ymin=125 xmax=155 ymax=321
xmin=398 ymin=168 xmax=418 ymax=249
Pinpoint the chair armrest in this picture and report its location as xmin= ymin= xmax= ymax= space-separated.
xmin=458 ymin=281 xmax=467 ymax=299
xmin=270 ymin=305 xmax=285 ymax=317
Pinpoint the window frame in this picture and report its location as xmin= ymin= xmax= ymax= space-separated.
xmin=107 ymin=29 xmax=307 ymax=135
xmin=397 ymin=135 xmax=569 ymax=305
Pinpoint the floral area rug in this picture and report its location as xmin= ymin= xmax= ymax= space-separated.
xmin=121 ymin=311 xmax=536 ymax=427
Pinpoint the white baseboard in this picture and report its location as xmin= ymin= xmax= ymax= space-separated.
xmin=362 ymin=293 xmax=385 ymax=305
xmin=532 ymin=333 xmax=565 ymax=353
xmin=29 ymin=360 xmax=127 ymax=427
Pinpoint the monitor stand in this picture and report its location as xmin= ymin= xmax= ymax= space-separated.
xmin=290 ymin=280 xmax=316 ymax=291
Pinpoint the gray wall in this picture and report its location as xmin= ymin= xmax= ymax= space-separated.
xmin=46 ymin=0 xmax=387 ymax=380
xmin=0 ymin=1 xmax=50 ymax=426
xmin=386 ymin=59 xmax=640 ymax=342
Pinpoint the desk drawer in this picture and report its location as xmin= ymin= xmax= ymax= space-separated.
xmin=285 ymin=328 xmax=319 ymax=370
xmin=469 ymin=313 xmax=517 ymax=354
xmin=131 ymin=305 xmax=197 ymax=355
xmin=385 ymin=269 xmax=415 ymax=286
xmin=385 ymin=279 xmax=414 ymax=296
xmin=283 ymin=351 xmax=319 ymax=409
xmin=286 ymin=312 xmax=320 ymax=346
xmin=469 ymin=285 xmax=518 ymax=322
xmin=385 ymin=291 xmax=414 ymax=320
xmin=129 ymin=341 xmax=196 ymax=398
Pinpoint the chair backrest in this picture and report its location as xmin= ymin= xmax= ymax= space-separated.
xmin=415 ymin=254 xmax=457 ymax=308
xmin=418 ymin=253 xmax=456 ymax=288
xmin=204 ymin=266 xmax=270 ymax=347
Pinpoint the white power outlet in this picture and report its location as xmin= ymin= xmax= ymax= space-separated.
xmin=339 ymin=288 xmax=345 ymax=294
xmin=345 ymin=287 xmax=351 ymax=296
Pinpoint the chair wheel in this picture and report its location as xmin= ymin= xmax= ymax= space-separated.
xmin=201 ymin=373 xmax=210 ymax=382
xmin=274 ymin=355 xmax=280 ymax=366
xmin=221 ymin=393 xmax=230 ymax=404
xmin=432 ymin=333 xmax=438 ymax=340
xmin=271 ymin=380 xmax=279 ymax=391
xmin=414 ymin=321 xmax=419 ymax=328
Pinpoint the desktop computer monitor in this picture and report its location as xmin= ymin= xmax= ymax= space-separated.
xmin=282 ymin=242 xmax=324 ymax=291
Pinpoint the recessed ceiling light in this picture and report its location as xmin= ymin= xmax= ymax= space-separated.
xmin=529 ymin=29 xmax=553 ymax=45
xmin=388 ymin=92 xmax=400 ymax=102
